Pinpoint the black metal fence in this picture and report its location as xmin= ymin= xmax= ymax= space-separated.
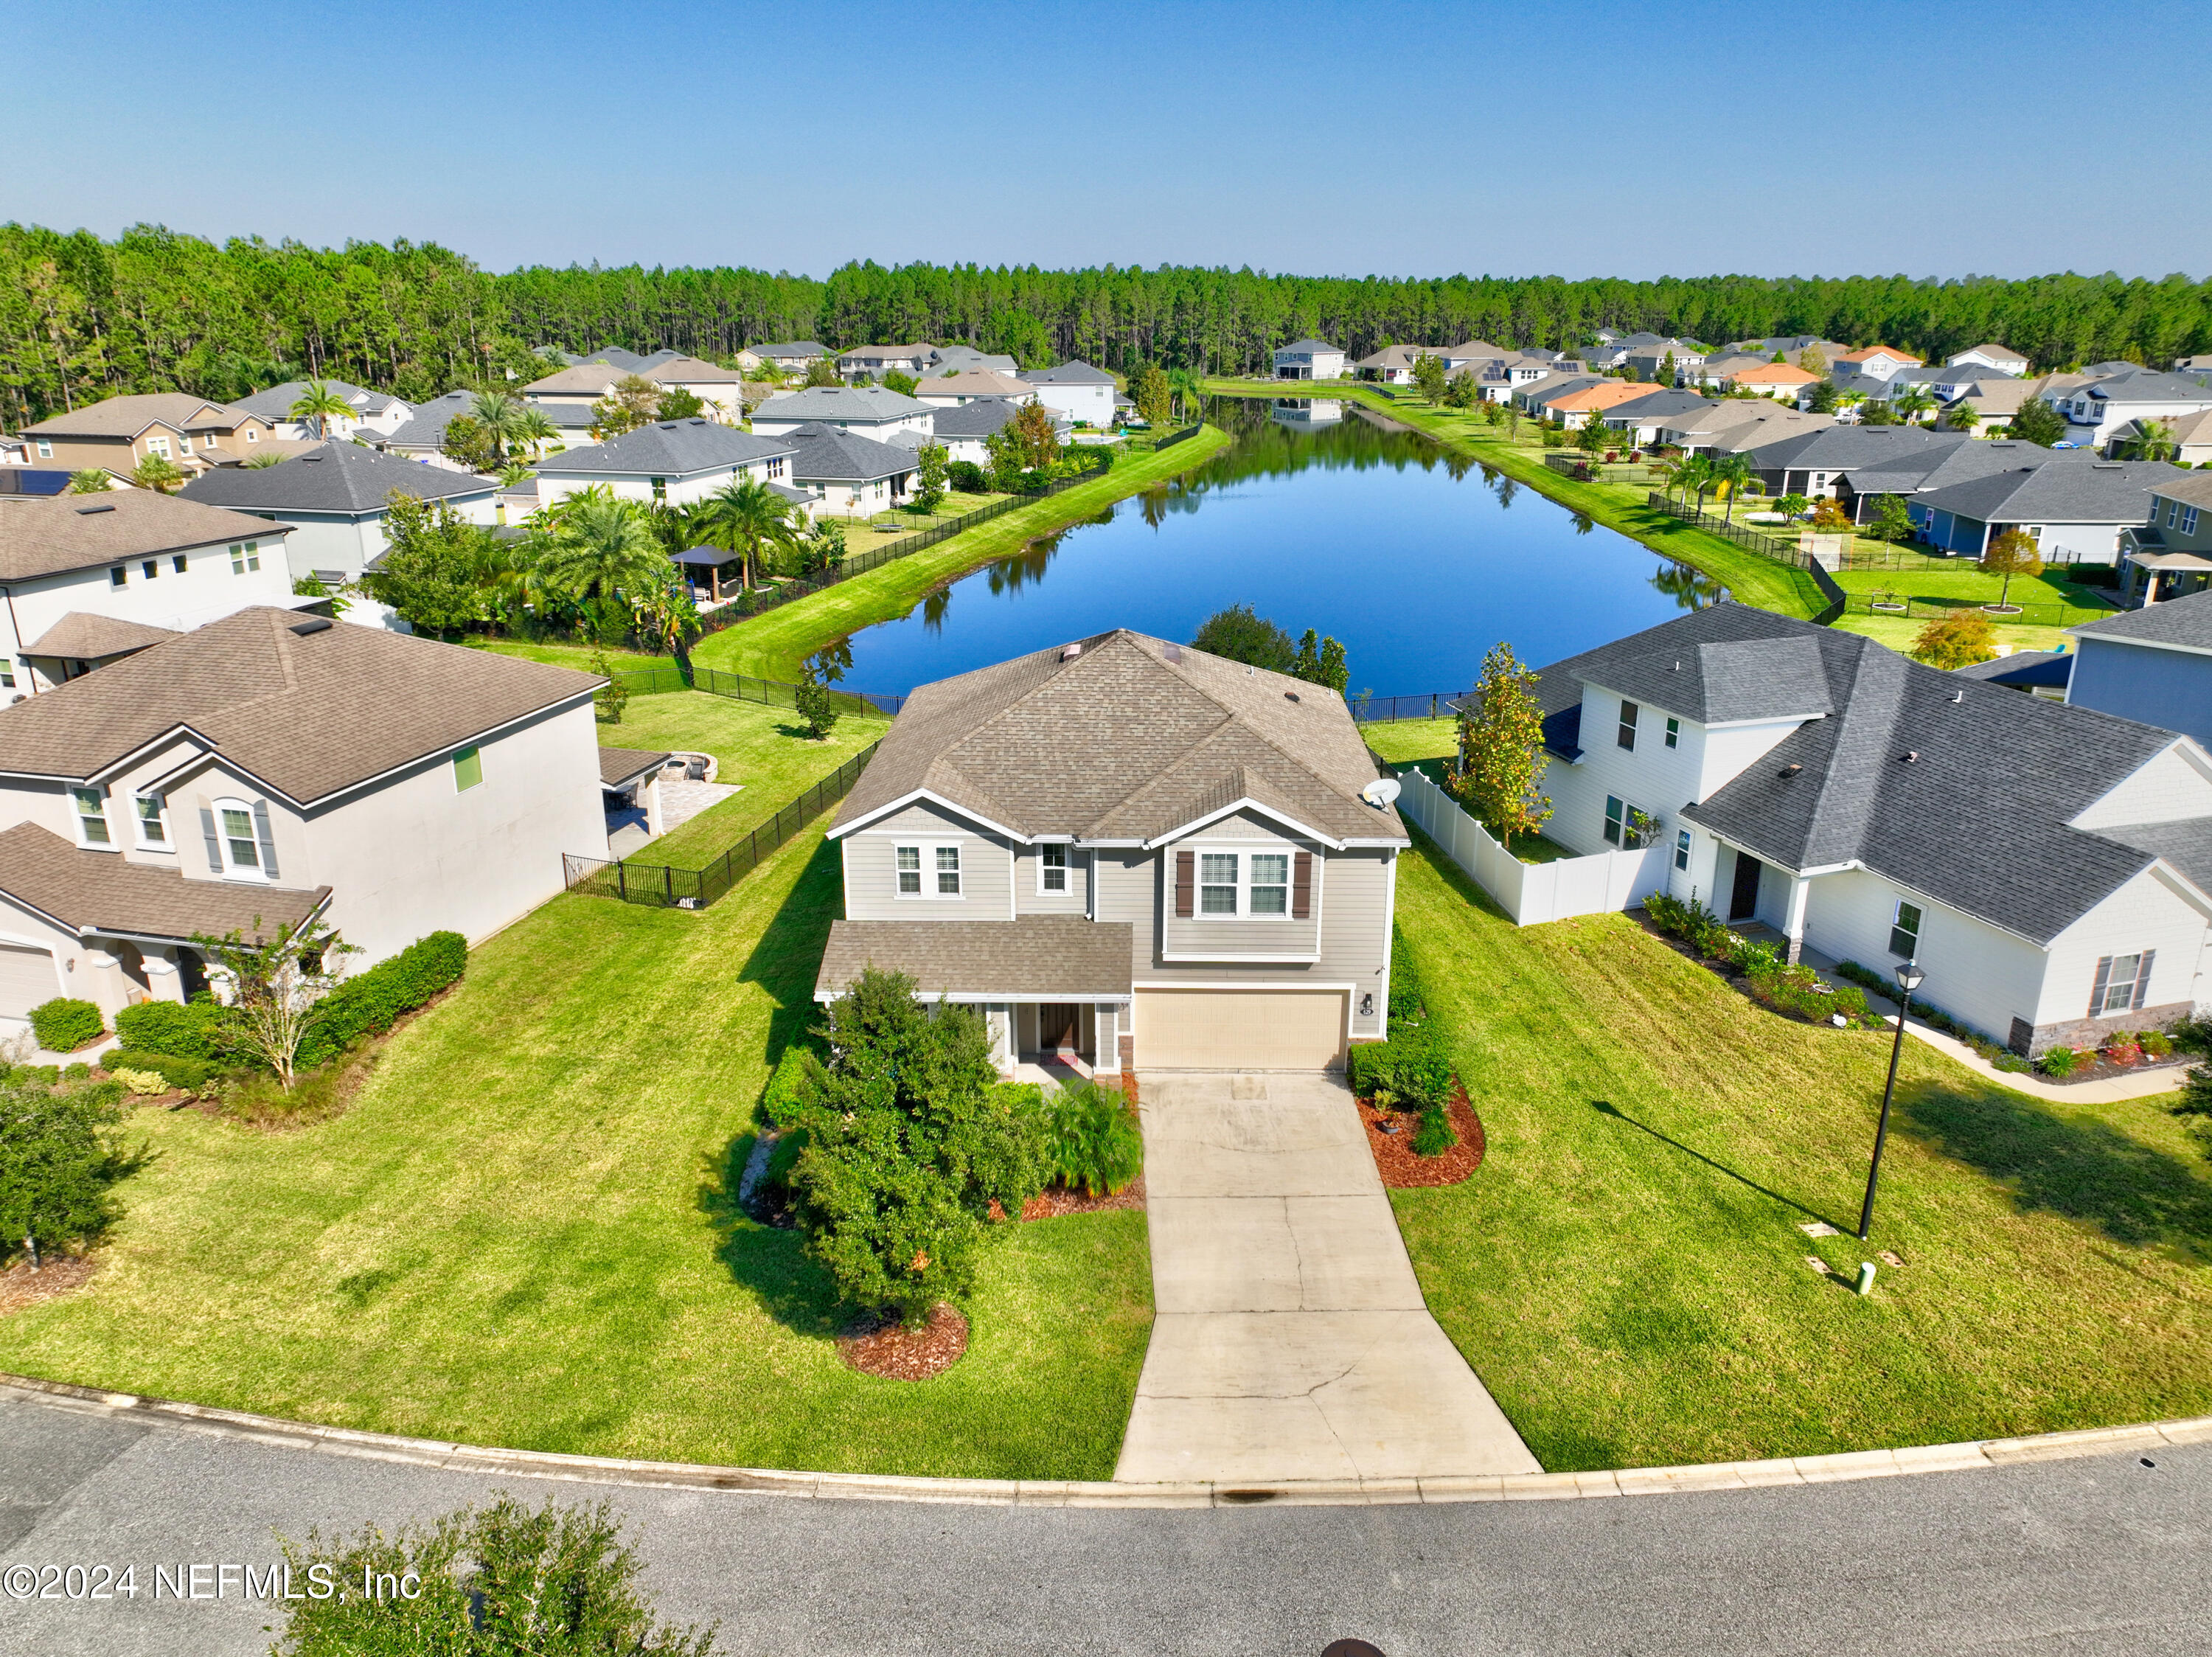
xmin=1352 ymin=692 xmax=1473 ymax=724
xmin=564 ymin=741 xmax=881 ymax=909
xmin=1645 ymin=492 xmax=1848 ymax=622
xmin=1840 ymin=592 xmax=2116 ymax=628
xmin=608 ymin=662 xmax=908 ymax=718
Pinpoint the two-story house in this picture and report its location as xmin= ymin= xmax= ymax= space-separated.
xmin=1017 ymin=361 xmax=1119 ymax=428
xmin=2112 ymin=471 xmax=2212 ymax=608
xmin=1534 ymin=604 xmax=2212 ymax=1057
xmin=525 ymin=420 xmax=796 ymax=511
xmin=837 ymin=344 xmax=936 ymax=383
xmin=1947 ymin=344 xmax=2031 ymax=375
xmin=1271 ymin=339 xmax=1347 ymax=381
xmin=749 ymin=341 xmax=831 ymax=375
xmin=0 ymin=491 xmax=305 ymax=692
xmin=372 ymin=389 xmax=598 ymax=470
xmin=2053 ymin=369 xmax=2212 ymax=450
xmin=0 ymin=606 xmax=605 ymax=1032
xmin=749 ymin=386 xmax=935 ymax=444
xmin=230 ymin=380 xmax=414 ymax=442
xmin=21 ymin=395 xmax=279 ymax=482
xmin=1832 ymin=347 xmax=1923 ymax=381
xmin=816 ymin=631 xmax=1410 ymax=1076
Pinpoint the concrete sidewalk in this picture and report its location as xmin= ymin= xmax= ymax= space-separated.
xmin=1115 ymin=1071 xmax=1540 ymax=1484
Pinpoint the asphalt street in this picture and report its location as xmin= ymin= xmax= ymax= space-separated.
xmin=4 ymin=1392 xmax=2209 ymax=1656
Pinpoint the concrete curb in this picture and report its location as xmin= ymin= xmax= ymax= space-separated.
xmin=6 ymin=1372 xmax=2208 ymax=1508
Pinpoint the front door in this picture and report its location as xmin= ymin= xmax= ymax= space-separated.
xmin=1037 ymin=1003 xmax=1081 ymax=1055
xmin=1730 ymin=851 xmax=1764 ymax=921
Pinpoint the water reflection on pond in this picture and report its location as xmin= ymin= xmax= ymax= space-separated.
xmin=841 ymin=397 xmax=1722 ymax=696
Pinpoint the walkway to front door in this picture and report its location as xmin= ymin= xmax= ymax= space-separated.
xmin=1114 ymin=1071 xmax=1540 ymax=1484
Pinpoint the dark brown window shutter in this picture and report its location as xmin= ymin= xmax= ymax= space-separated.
xmin=2089 ymin=956 xmax=2112 ymax=1018
xmin=2135 ymin=950 xmax=2156 ymax=1010
xmin=1175 ymin=850 xmax=1194 ymax=917
xmin=1292 ymin=851 xmax=1312 ymax=919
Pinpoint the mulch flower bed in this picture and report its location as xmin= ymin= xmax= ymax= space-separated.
xmin=0 ymin=1253 xmax=97 ymax=1317
xmin=838 ymin=1302 xmax=968 ymax=1380
xmin=1359 ymin=1085 xmax=1486 ymax=1187
xmin=1020 ymin=1173 xmax=1144 ymax=1220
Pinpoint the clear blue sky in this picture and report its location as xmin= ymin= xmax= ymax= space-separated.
xmin=10 ymin=0 xmax=2205 ymax=280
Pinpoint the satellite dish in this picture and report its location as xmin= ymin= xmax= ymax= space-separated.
xmin=1360 ymin=777 xmax=1402 ymax=807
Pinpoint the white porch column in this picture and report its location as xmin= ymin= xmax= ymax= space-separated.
xmin=139 ymin=946 xmax=186 ymax=1006
xmin=1783 ymin=875 xmax=1813 ymax=965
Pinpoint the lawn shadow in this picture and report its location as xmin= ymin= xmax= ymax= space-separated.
xmin=1900 ymin=1080 xmax=2212 ymax=1260
xmin=1593 ymin=1100 xmax=1851 ymax=1232
xmin=697 ymin=1131 xmax=844 ymax=1339
xmin=737 ymin=830 xmax=844 ymax=1075
xmin=1402 ymin=820 xmax=1515 ymax=926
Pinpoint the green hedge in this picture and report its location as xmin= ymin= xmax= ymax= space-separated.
xmin=29 ymin=998 xmax=104 ymax=1053
xmin=113 ymin=998 xmax=222 ymax=1060
xmin=102 ymin=1049 xmax=214 ymax=1091
xmin=295 ymin=931 xmax=467 ymax=1071
xmin=1347 ymin=933 xmax=1459 ymax=1153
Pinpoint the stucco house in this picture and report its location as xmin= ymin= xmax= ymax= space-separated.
xmin=1661 ymin=401 xmax=1832 ymax=455
xmin=2067 ymin=585 xmax=2212 ymax=746
xmin=1947 ymin=344 xmax=2031 ymax=375
xmin=1833 ymin=347 xmax=1923 ymax=381
xmin=782 ymin=423 xmax=917 ymax=515
xmin=1271 ymin=339 xmax=1347 ymax=381
xmin=816 ymin=630 xmax=1409 ymax=1075
xmin=0 ymin=492 xmax=306 ymax=693
xmin=1534 ymin=603 xmax=2212 ymax=1057
xmin=913 ymin=370 xmax=1036 ymax=407
xmin=529 ymin=420 xmax=795 ymax=512
xmin=0 ymin=606 xmax=605 ymax=1032
xmin=2108 ymin=408 xmax=2212 ymax=468
xmin=21 ymin=395 xmax=279 ymax=482
xmin=230 ymin=380 xmax=413 ymax=442
xmin=1019 ymin=361 xmax=1119 ymax=428
xmin=179 ymin=441 xmax=501 ymax=617
xmin=749 ymin=341 xmax=831 ymax=373
xmin=750 ymin=386 xmax=934 ymax=444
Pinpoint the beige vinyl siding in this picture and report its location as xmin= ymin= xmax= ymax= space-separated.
xmin=2071 ymin=743 xmax=2212 ymax=830
xmin=1011 ymin=842 xmax=1089 ymax=915
xmin=841 ymin=799 xmax=1014 ymax=920
xmin=1160 ymin=814 xmax=1320 ymax=960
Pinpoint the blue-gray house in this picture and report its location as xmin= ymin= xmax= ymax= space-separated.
xmin=2067 ymin=590 xmax=2212 ymax=748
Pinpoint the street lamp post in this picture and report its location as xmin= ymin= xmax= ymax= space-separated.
xmin=1860 ymin=959 xmax=1925 ymax=1241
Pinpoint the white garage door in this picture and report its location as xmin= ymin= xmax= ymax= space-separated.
xmin=1136 ymin=989 xmax=1347 ymax=1071
xmin=0 ymin=943 xmax=60 ymax=1021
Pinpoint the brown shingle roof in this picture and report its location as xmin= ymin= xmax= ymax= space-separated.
xmin=0 ymin=608 xmax=599 ymax=802
xmin=0 ymin=490 xmax=291 ymax=582
xmin=22 ymin=395 xmax=250 ymax=439
xmin=598 ymin=746 xmax=670 ymax=788
xmin=815 ymin=917 xmax=1134 ymax=1001
xmin=21 ymin=614 xmax=178 ymax=660
xmin=830 ymin=630 xmax=1407 ymax=847
xmin=0 ymin=823 xmax=328 ymax=942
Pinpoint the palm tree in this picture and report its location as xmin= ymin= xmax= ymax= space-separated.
xmin=470 ymin=391 xmax=529 ymax=463
xmin=1714 ymin=451 xmax=1755 ymax=524
xmin=288 ymin=378 xmax=353 ymax=440
xmin=1166 ymin=367 xmax=1203 ymax=425
xmin=1835 ymin=389 xmax=1867 ymax=423
xmin=1894 ymin=388 xmax=1935 ymax=426
xmin=1944 ymin=400 xmax=1982 ymax=436
xmin=514 ymin=405 xmax=560 ymax=459
xmin=2124 ymin=418 xmax=2177 ymax=462
xmin=691 ymin=474 xmax=802 ymax=592
xmin=131 ymin=454 xmax=185 ymax=494
xmin=242 ymin=450 xmax=288 ymax=468
xmin=1674 ymin=453 xmax=1716 ymax=514
xmin=532 ymin=487 xmax=668 ymax=606
xmin=66 ymin=470 xmax=111 ymax=494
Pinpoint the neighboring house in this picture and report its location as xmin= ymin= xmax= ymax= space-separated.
xmin=1660 ymin=401 xmax=1831 ymax=455
xmin=230 ymin=380 xmax=412 ymax=442
xmin=2176 ymin=355 xmax=2212 ymax=374
xmin=913 ymin=370 xmax=1037 ymax=406
xmin=524 ymin=355 xmax=750 ymax=423
xmin=2108 ymin=407 xmax=2212 ymax=466
xmin=1691 ymin=353 xmax=1771 ymax=386
xmin=1734 ymin=426 xmax=1965 ymax=502
xmin=1731 ymin=336 xmax=1850 ymax=364
xmin=1469 ymin=352 xmax=1565 ymax=400
xmin=2113 ymin=471 xmax=2212 ymax=608
xmin=2053 ymin=369 xmax=2212 ymax=451
xmin=817 ymin=629 xmax=1408 ymax=1074
xmin=1955 ymin=650 xmax=2072 ymax=700
xmin=838 ymin=343 xmax=935 ymax=383
xmin=0 ymin=606 xmax=607 ymax=1031
xmin=1846 ymin=437 xmax=2090 ymax=524
xmin=1018 ymin=361 xmax=1119 ymax=427
xmin=21 ymin=395 xmax=278 ymax=481
xmin=0 ymin=491 xmax=305 ymax=693
xmin=529 ymin=420 xmax=796 ymax=510
xmin=1438 ymin=340 xmax=1511 ymax=372
xmin=1353 ymin=344 xmax=1435 ymax=384
xmin=1540 ymin=381 xmax=1662 ymax=430
xmin=1272 ymin=339 xmax=1347 ymax=381
xmin=1947 ymin=344 xmax=2031 ymax=375
xmin=1722 ymin=363 xmax=1820 ymax=400
xmin=1884 ymin=363 xmax=2017 ymax=405
xmin=783 ymin=423 xmax=919 ymax=515
xmin=374 ymin=391 xmax=598 ymax=469
xmin=1907 ymin=457 xmax=2185 ymax=563
xmin=750 ymin=385 xmax=934 ymax=443
xmin=1 ymin=434 xmax=30 ymax=467
xmin=178 ymin=441 xmax=501 ymax=614
xmin=1601 ymin=389 xmax=1716 ymax=446
xmin=920 ymin=397 xmax=1067 ymax=467
xmin=1512 ymin=375 xmax=1604 ymax=417
xmin=2067 ymin=586 xmax=2212 ymax=744
xmin=1951 ymin=371 xmax=2092 ymax=434
xmin=1534 ymin=602 xmax=2212 ymax=1057
xmin=750 ymin=341 xmax=832 ymax=373
xmin=926 ymin=345 xmax=1021 ymax=378
xmin=1832 ymin=347 xmax=1924 ymax=381
xmin=1624 ymin=339 xmax=1708 ymax=382
xmin=521 ymin=362 xmax=633 ymax=406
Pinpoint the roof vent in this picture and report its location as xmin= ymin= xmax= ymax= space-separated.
xmin=1060 ymin=642 xmax=1082 ymax=662
xmin=73 ymin=502 xmax=116 ymax=515
xmin=658 ymin=422 xmax=678 ymax=430
xmin=1163 ymin=643 xmax=1182 ymax=663
xmin=301 ymin=454 xmax=323 ymax=462
xmin=289 ymin=616 xmax=334 ymax=636
xmin=1951 ymin=689 xmax=1964 ymax=703
xmin=1902 ymin=750 xmax=1919 ymax=763
xmin=1284 ymin=690 xmax=1300 ymax=703
xmin=1780 ymin=763 xmax=1802 ymax=777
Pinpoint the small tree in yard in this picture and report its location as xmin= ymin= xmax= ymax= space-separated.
xmin=1912 ymin=608 xmax=1999 ymax=669
xmin=2006 ymin=396 xmax=2066 ymax=447
xmin=1292 ymin=627 xmax=1350 ymax=692
xmin=912 ymin=442 xmax=949 ymax=513
xmin=1447 ymin=642 xmax=1553 ymax=845
xmin=803 ymin=356 xmax=841 ymax=387
xmin=192 ymin=915 xmax=360 ymax=1091
xmin=589 ymin=374 xmax=664 ymax=440
xmin=1135 ymin=362 xmax=1172 ymax=430
xmin=1009 ymin=398 xmax=1060 ymax=472
xmin=883 ymin=369 xmax=919 ymax=396
xmin=793 ymin=647 xmax=843 ymax=740
xmin=1412 ymin=352 xmax=1449 ymax=404
xmin=589 ymin=647 xmax=629 ymax=723
xmin=1865 ymin=493 xmax=1915 ymax=543
xmin=1981 ymin=526 xmax=2043 ymax=608
xmin=0 ymin=1083 xmax=137 ymax=1269
xmin=773 ymin=968 xmax=1046 ymax=1326
xmin=1576 ymin=414 xmax=1608 ymax=455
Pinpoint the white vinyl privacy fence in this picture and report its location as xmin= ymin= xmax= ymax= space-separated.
xmin=1394 ymin=767 xmax=1671 ymax=927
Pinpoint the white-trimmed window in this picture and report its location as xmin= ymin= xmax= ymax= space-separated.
xmin=73 ymin=787 xmax=112 ymax=848
xmin=35 ymin=440 xmax=51 ymax=459
xmin=2185 ymin=506 xmax=2201 ymax=536
xmin=935 ymin=845 xmax=961 ymax=895
xmin=2168 ymin=500 xmax=2181 ymax=528
xmin=145 ymin=435 xmax=171 ymax=459
xmin=2096 ymin=951 xmax=2149 ymax=1015
xmin=215 ymin=800 xmax=266 ymax=878
xmin=1038 ymin=843 xmax=1068 ymax=894
xmin=1617 ymin=700 xmax=1638 ymax=750
xmin=135 ymin=793 xmax=167 ymax=847
xmin=245 ymin=428 xmax=257 ymax=442
xmin=1603 ymin=795 xmax=1654 ymax=849
xmin=1674 ymin=829 xmax=1691 ymax=871
xmin=1200 ymin=852 xmax=1239 ymax=914
xmin=177 ymin=435 xmax=192 ymax=455
xmin=1249 ymin=852 xmax=1290 ymax=915
xmin=1889 ymin=900 xmax=1921 ymax=959
xmin=896 ymin=845 xmax=922 ymax=894
xmin=229 ymin=540 xmax=260 ymax=574
xmin=894 ymin=843 xmax=962 ymax=898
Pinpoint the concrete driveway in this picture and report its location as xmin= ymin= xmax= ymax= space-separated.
xmin=1115 ymin=1070 xmax=1540 ymax=1484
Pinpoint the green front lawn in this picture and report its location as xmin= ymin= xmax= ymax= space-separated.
xmin=1390 ymin=840 xmax=2212 ymax=1471
xmin=0 ymin=819 xmax=1154 ymax=1478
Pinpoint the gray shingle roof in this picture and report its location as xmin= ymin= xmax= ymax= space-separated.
xmin=1019 ymin=360 xmax=1116 ymax=385
xmin=2070 ymin=588 xmax=2212 ymax=650
xmin=1539 ymin=604 xmax=2192 ymax=942
xmin=784 ymin=423 xmax=919 ymax=484
xmin=815 ymin=917 xmax=1135 ymax=1001
xmin=1846 ymin=439 xmax=2090 ymax=496
xmin=749 ymin=341 xmax=830 ymax=358
xmin=0 ymin=821 xmax=329 ymax=945
xmin=1604 ymin=390 xmax=1714 ymax=422
xmin=532 ymin=420 xmax=793 ymax=479
xmin=1579 ymin=636 xmax=1833 ymax=725
xmin=831 ymin=630 xmax=1407 ymax=849
xmin=2079 ymin=368 xmax=2212 ymax=406
xmin=1910 ymin=458 xmax=2183 ymax=526
xmin=229 ymin=380 xmax=401 ymax=422
xmin=1954 ymin=649 xmax=2073 ymax=691
xmin=597 ymin=746 xmax=671 ymax=788
xmin=179 ymin=441 xmax=497 ymax=515
xmin=924 ymin=397 xmax=1026 ymax=437
xmin=1273 ymin=340 xmax=1340 ymax=356
xmin=751 ymin=386 xmax=929 ymax=423
xmin=1747 ymin=426 xmax=1966 ymax=475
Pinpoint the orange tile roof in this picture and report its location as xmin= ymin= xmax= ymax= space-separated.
xmin=1551 ymin=381 xmax=1659 ymax=411
xmin=1837 ymin=347 xmax=1922 ymax=364
xmin=1731 ymin=364 xmax=1820 ymax=385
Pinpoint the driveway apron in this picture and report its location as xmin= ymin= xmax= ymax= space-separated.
xmin=1115 ymin=1070 xmax=1541 ymax=1483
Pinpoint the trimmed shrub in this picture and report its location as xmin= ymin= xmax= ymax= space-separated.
xmin=103 ymin=1049 xmax=212 ymax=1091
xmin=2141 ymin=1029 xmax=2174 ymax=1059
xmin=1411 ymin=1105 xmax=1457 ymax=1157
xmin=2038 ymin=1046 xmax=2080 ymax=1077
xmin=60 ymin=1062 xmax=90 ymax=1082
xmin=293 ymin=931 xmax=467 ymax=1071
xmin=760 ymin=1044 xmax=815 ymax=1130
xmin=1043 ymin=1080 xmax=1143 ymax=1195
xmin=946 ymin=459 xmax=990 ymax=493
xmin=108 ymin=1067 xmax=170 ymax=1097
xmin=29 ymin=998 xmax=103 ymax=1053
xmin=114 ymin=997 xmax=221 ymax=1060
xmin=0 ymin=1080 xmax=136 ymax=1264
